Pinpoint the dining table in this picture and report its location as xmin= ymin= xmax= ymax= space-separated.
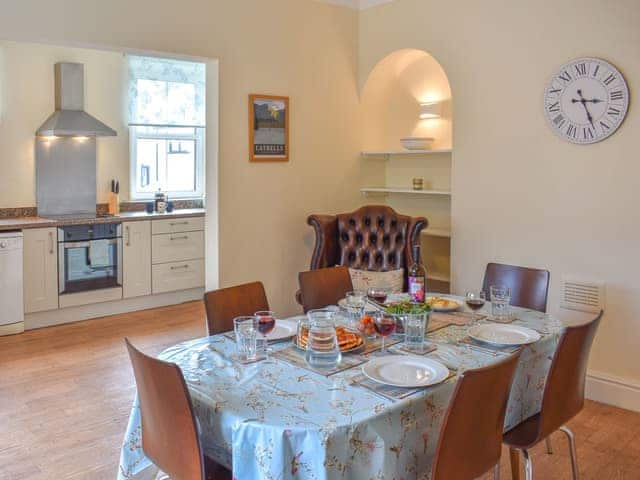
xmin=117 ymin=296 xmax=565 ymax=480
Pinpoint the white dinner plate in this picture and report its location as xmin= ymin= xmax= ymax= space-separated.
xmin=468 ymin=323 xmax=541 ymax=346
xmin=362 ymin=355 xmax=450 ymax=388
xmin=266 ymin=319 xmax=298 ymax=341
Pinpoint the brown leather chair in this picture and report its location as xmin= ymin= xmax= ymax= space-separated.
xmin=503 ymin=310 xmax=603 ymax=480
xmin=299 ymin=205 xmax=427 ymax=304
xmin=204 ymin=282 xmax=269 ymax=335
xmin=432 ymin=352 xmax=521 ymax=480
xmin=298 ymin=266 xmax=353 ymax=313
xmin=125 ymin=339 xmax=230 ymax=480
xmin=482 ymin=263 xmax=551 ymax=312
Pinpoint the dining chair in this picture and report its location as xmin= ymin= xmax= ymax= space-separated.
xmin=298 ymin=266 xmax=353 ymax=313
xmin=482 ymin=263 xmax=551 ymax=312
xmin=431 ymin=351 xmax=521 ymax=480
xmin=503 ymin=310 xmax=603 ymax=480
xmin=203 ymin=281 xmax=269 ymax=335
xmin=124 ymin=339 xmax=231 ymax=480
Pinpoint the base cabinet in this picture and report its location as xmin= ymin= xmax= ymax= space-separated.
xmin=23 ymin=228 xmax=59 ymax=313
xmin=123 ymin=221 xmax=152 ymax=299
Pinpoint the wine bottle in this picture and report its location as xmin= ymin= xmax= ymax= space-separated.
xmin=408 ymin=244 xmax=426 ymax=303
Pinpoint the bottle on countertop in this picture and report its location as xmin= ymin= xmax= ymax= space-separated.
xmin=154 ymin=189 xmax=167 ymax=213
xmin=408 ymin=244 xmax=427 ymax=303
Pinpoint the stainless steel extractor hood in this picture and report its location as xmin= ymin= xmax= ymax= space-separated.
xmin=35 ymin=63 xmax=117 ymax=137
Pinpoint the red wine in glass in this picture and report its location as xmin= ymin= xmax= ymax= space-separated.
xmin=257 ymin=316 xmax=276 ymax=335
xmin=466 ymin=299 xmax=485 ymax=311
xmin=374 ymin=317 xmax=396 ymax=336
xmin=369 ymin=292 xmax=388 ymax=303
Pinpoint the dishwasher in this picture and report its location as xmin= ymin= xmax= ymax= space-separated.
xmin=0 ymin=231 xmax=24 ymax=335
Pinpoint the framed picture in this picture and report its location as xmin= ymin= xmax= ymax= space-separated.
xmin=249 ymin=94 xmax=289 ymax=162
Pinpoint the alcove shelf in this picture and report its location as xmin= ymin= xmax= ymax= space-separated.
xmin=360 ymin=187 xmax=451 ymax=196
xmin=361 ymin=149 xmax=452 ymax=160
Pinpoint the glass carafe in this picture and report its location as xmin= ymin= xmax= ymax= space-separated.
xmin=304 ymin=309 xmax=342 ymax=369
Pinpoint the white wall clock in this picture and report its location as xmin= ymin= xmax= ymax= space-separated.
xmin=544 ymin=57 xmax=629 ymax=144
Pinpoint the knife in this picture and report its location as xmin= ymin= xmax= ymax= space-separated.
xmin=111 ymin=180 xmax=115 ymax=193
xmin=115 ymin=181 xmax=119 ymax=194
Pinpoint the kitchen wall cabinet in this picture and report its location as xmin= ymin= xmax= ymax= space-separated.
xmin=123 ymin=221 xmax=151 ymax=298
xmin=23 ymin=227 xmax=59 ymax=313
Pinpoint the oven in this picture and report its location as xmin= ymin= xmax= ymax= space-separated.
xmin=58 ymin=223 xmax=122 ymax=295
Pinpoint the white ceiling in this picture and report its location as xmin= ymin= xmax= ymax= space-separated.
xmin=315 ymin=0 xmax=394 ymax=10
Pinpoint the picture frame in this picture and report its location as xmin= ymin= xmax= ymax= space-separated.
xmin=249 ymin=94 xmax=289 ymax=162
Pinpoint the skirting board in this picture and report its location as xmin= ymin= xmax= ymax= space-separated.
xmin=586 ymin=370 xmax=640 ymax=413
xmin=25 ymin=288 xmax=204 ymax=330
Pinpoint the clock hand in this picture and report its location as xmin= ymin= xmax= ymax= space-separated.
xmin=575 ymin=89 xmax=596 ymax=129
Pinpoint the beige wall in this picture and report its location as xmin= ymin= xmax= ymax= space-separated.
xmin=0 ymin=0 xmax=362 ymax=317
xmin=0 ymin=41 xmax=129 ymax=206
xmin=359 ymin=0 xmax=640 ymax=388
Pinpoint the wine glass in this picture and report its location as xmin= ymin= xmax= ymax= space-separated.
xmin=373 ymin=311 xmax=396 ymax=355
xmin=254 ymin=310 xmax=276 ymax=362
xmin=367 ymin=287 xmax=389 ymax=305
xmin=465 ymin=291 xmax=486 ymax=323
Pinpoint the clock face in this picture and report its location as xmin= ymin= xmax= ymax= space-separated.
xmin=544 ymin=57 xmax=629 ymax=144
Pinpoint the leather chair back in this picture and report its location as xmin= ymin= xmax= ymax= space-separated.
xmin=308 ymin=205 xmax=427 ymax=272
xmin=432 ymin=352 xmax=521 ymax=480
xmin=298 ymin=266 xmax=353 ymax=313
xmin=204 ymin=282 xmax=269 ymax=335
xmin=125 ymin=338 xmax=204 ymax=480
xmin=482 ymin=262 xmax=550 ymax=312
xmin=537 ymin=310 xmax=603 ymax=440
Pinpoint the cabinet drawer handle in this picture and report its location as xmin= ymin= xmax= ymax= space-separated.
xmin=170 ymin=264 xmax=190 ymax=270
xmin=169 ymin=221 xmax=189 ymax=226
xmin=48 ymin=231 xmax=54 ymax=254
xmin=169 ymin=235 xmax=189 ymax=241
xmin=125 ymin=226 xmax=131 ymax=246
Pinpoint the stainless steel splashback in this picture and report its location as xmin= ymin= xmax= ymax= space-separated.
xmin=35 ymin=137 xmax=97 ymax=216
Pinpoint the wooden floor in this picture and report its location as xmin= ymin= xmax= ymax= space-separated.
xmin=1 ymin=301 xmax=639 ymax=480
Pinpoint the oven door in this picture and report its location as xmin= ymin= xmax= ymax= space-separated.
xmin=58 ymin=238 xmax=123 ymax=294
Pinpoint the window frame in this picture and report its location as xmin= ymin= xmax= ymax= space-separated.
xmin=129 ymin=126 xmax=205 ymax=201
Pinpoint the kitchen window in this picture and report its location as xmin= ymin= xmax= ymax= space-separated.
xmin=127 ymin=55 xmax=206 ymax=200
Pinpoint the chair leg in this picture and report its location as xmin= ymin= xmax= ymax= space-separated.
xmin=521 ymin=449 xmax=533 ymax=480
xmin=545 ymin=436 xmax=553 ymax=454
xmin=559 ymin=425 xmax=580 ymax=480
xmin=494 ymin=462 xmax=500 ymax=480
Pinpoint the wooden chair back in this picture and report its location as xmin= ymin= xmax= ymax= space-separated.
xmin=204 ymin=281 xmax=269 ymax=335
xmin=482 ymin=262 xmax=550 ymax=312
xmin=125 ymin=338 xmax=204 ymax=480
xmin=432 ymin=352 xmax=521 ymax=480
xmin=537 ymin=310 xmax=603 ymax=439
xmin=298 ymin=266 xmax=353 ymax=313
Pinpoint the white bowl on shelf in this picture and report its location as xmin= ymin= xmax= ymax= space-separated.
xmin=400 ymin=137 xmax=434 ymax=150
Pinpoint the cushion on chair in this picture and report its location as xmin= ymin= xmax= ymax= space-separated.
xmin=349 ymin=268 xmax=404 ymax=293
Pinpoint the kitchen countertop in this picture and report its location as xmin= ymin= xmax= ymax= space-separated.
xmin=0 ymin=209 xmax=205 ymax=232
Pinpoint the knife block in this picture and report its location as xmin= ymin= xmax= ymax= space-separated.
xmin=108 ymin=192 xmax=120 ymax=215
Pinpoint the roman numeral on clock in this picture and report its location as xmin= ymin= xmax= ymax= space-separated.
xmin=608 ymin=106 xmax=621 ymax=116
xmin=574 ymin=63 xmax=587 ymax=76
xmin=566 ymin=124 xmax=577 ymax=138
xmin=583 ymin=127 xmax=594 ymax=140
xmin=552 ymin=114 xmax=565 ymax=127
xmin=549 ymin=88 xmax=562 ymax=94
xmin=547 ymin=101 xmax=560 ymax=113
xmin=600 ymin=121 xmax=610 ymax=131
xmin=603 ymin=73 xmax=616 ymax=85
xmin=592 ymin=64 xmax=600 ymax=77
xmin=610 ymin=90 xmax=624 ymax=101
xmin=558 ymin=71 xmax=572 ymax=83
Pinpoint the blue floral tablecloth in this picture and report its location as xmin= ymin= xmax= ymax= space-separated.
xmin=118 ymin=301 xmax=563 ymax=480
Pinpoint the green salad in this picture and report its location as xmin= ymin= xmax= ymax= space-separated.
xmin=385 ymin=301 xmax=431 ymax=315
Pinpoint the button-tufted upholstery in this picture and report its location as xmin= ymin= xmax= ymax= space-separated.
xmin=297 ymin=205 xmax=427 ymax=304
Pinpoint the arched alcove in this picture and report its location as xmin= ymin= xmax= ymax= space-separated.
xmin=361 ymin=48 xmax=452 ymax=151
xmin=360 ymin=48 xmax=453 ymax=293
